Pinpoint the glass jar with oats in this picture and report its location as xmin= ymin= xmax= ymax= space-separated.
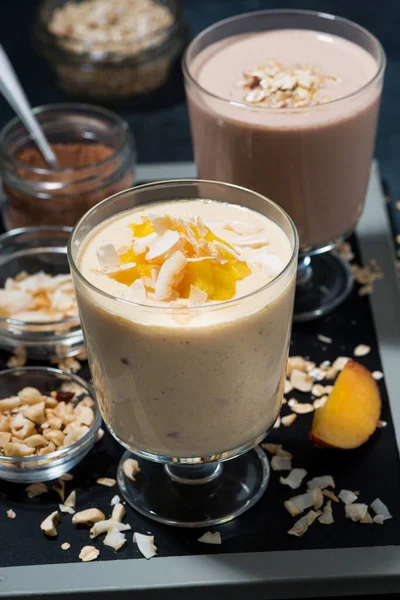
xmin=34 ymin=0 xmax=187 ymax=103
xmin=0 ymin=103 xmax=135 ymax=229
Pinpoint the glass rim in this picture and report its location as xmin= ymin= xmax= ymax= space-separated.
xmin=0 ymin=225 xmax=80 ymax=328
xmin=68 ymin=179 xmax=299 ymax=313
xmin=0 ymin=366 xmax=101 ymax=464
xmin=0 ymin=102 xmax=133 ymax=176
xmin=182 ymin=8 xmax=386 ymax=112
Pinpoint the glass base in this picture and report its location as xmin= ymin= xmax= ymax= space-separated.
xmin=117 ymin=447 xmax=270 ymax=528
xmin=294 ymin=252 xmax=353 ymax=322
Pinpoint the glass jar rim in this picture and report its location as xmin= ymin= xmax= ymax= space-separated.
xmin=68 ymin=179 xmax=299 ymax=313
xmin=182 ymin=8 xmax=386 ymax=113
xmin=0 ymin=366 xmax=101 ymax=464
xmin=0 ymin=102 xmax=133 ymax=176
xmin=38 ymin=0 xmax=182 ymax=55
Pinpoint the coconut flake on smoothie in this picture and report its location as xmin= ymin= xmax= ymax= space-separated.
xmin=86 ymin=200 xmax=290 ymax=309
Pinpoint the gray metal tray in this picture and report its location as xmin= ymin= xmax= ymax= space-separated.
xmin=1 ymin=161 xmax=400 ymax=600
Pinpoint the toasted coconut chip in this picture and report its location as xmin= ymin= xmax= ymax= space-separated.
xmin=97 ymin=244 xmax=120 ymax=270
xmin=154 ymin=251 xmax=187 ymax=301
xmin=360 ymin=511 xmax=373 ymax=523
xmin=313 ymin=396 xmax=328 ymax=409
xmin=7 ymin=509 xmax=16 ymax=519
xmin=290 ymin=369 xmax=313 ymax=392
xmin=133 ymin=533 xmax=157 ymax=560
xmin=188 ymin=285 xmax=208 ymax=307
xmin=284 ymin=380 xmax=293 ymax=394
xmin=285 ymin=488 xmax=323 ymax=516
xmin=59 ymin=504 xmax=75 ymax=514
xmin=311 ymin=384 xmax=325 ymax=397
xmin=96 ymin=477 xmax=116 ymax=487
xmin=111 ymin=503 xmax=126 ymax=523
xmin=322 ymin=489 xmax=340 ymax=503
xmin=291 ymin=402 xmax=314 ymax=414
xmin=373 ymin=514 xmax=385 ymax=524
xmin=198 ymin=531 xmax=222 ymax=545
xmin=64 ymin=490 xmax=76 ymax=508
xmin=123 ymin=458 xmax=141 ymax=481
xmin=111 ymin=495 xmax=121 ymax=506
xmin=25 ymin=482 xmax=48 ymax=498
xmin=354 ymin=344 xmax=371 ymax=357
xmin=345 ymin=503 xmax=368 ymax=522
xmin=271 ymin=455 xmax=292 ymax=471
xmin=287 ymin=356 xmax=307 ymax=375
xmin=280 ymin=468 xmax=307 ymax=490
xmin=370 ymin=498 xmax=392 ymax=520
xmin=126 ymin=279 xmax=147 ymax=303
xmin=90 ymin=520 xmax=131 ymax=539
xmin=307 ymin=475 xmax=335 ymax=490
xmin=318 ymin=334 xmax=332 ymax=344
xmin=281 ymin=414 xmax=297 ymax=427
xmin=288 ymin=510 xmax=320 ymax=537
xmin=318 ymin=500 xmax=334 ymax=524
xmin=372 ymin=371 xmax=384 ymax=380
xmin=104 ymin=527 xmax=127 ymax=551
xmin=146 ymin=230 xmax=181 ymax=261
xmin=260 ymin=443 xmax=283 ymax=455
xmin=338 ymin=489 xmax=358 ymax=505
xmin=331 ymin=356 xmax=350 ymax=371
xmin=79 ymin=546 xmax=99 ymax=562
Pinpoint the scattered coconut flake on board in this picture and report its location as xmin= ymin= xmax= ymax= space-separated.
xmin=345 ymin=503 xmax=368 ymax=522
xmin=7 ymin=509 xmax=16 ymax=519
xmin=284 ymin=488 xmax=323 ymax=517
xmin=198 ymin=531 xmax=222 ymax=545
xmin=133 ymin=533 xmax=157 ymax=559
xmin=331 ymin=357 xmax=350 ymax=372
xmin=260 ymin=443 xmax=284 ymax=455
xmin=79 ymin=546 xmax=99 ymax=562
xmin=290 ymin=369 xmax=313 ymax=392
xmin=284 ymin=380 xmax=293 ymax=394
xmin=322 ymin=489 xmax=340 ymax=503
xmin=281 ymin=414 xmax=297 ymax=427
xmin=307 ymin=475 xmax=335 ymax=490
xmin=318 ymin=335 xmax=332 ymax=344
xmin=26 ymin=482 xmax=48 ymax=498
xmin=313 ymin=396 xmax=328 ymax=409
xmin=61 ymin=542 xmax=70 ymax=550
xmin=377 ymin=420 xmax=387 ymax=428
xmin=360 ymin=511 xmax=373 ymax=523
xmin=104 ymin=528 xmax=127 ymax=551
xmin=271 ymin=454 xmax=292 ymax=471
xmin=123 ymin=458 xmax=141 ymax=481
xmin=288 ymin=510 xmax=320 ymax=537
xmin=291 ymin=402 xmax=314 ymax=414
xmin=370 ymin=498 xmax=392 ymax=521
xmin=273 ymin=416 xmax=281 ymax=429
xmin=96 ymin=477 xmax=116 ymax=488
xmin=111 ymin=495 xmax=121 ymax=506
xmin=318 ymin=501 xmax=334 ymax=525
xmin=354 ymin=344 xmax=371 ymax=357
xmin=372 ymin=371 xmax=384 ymax=380
xmin=279 ymin=468 xmax=307 ymax=489
xmin=338 ymin=490 xmax=358 ymax=505
xmin=373 ymin=514 xmax=385 ymax=525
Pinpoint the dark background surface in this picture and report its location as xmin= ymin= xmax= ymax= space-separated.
xmin=0 ymin=0 xmax=399 ymax=203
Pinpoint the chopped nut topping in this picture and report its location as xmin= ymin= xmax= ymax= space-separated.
xmin=122 ymin=458 xmax=140 ymax=481
xmin=26 ymin=482 xmax=48 ymax=498
xmin=240 ymin=60 xmax=338 ymax=108
xmin=61 ymin=542 xmax=71 ymax=550
xmin=0 ymin=384 xmax=94 ymax=458
xmin=79 ymin=546 xmax=99 ymax=562
xmin=41 ymin=511 xmax=59 ymax=537
xmin=72 ymin=509 xmax=106 ymax=526
xmin=290 ymin=369 xmax=313 ymax=393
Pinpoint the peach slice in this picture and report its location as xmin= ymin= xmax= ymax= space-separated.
xmin=310 ymin=361 xmax=382 ymax=449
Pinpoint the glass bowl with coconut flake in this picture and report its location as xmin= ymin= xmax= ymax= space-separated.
xmin=0 ymin=366 xmax=101 ymax=483
xmin=0 ymin=226 xmax=84 ymax=361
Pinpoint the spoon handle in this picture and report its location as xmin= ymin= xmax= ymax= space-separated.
xmin=0 ymin=44 xmax=59 ymax=169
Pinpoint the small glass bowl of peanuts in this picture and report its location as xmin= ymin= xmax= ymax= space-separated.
xmin=0 ymin=366 xmax=101 ymax=483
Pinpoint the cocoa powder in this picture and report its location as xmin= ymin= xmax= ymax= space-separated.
xmin=2 ymin=142 xmax=134 ymax=229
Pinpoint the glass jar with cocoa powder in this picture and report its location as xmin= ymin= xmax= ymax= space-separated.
xmin=0 ymin=103 xmax=135 ymax=229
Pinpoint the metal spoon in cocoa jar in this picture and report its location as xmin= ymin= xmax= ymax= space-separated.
xmin=0 ymin=44 xmax=59 ymax=169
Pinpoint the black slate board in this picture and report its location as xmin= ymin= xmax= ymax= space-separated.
xmin=0 ymin=234 xmax=399 ymax=569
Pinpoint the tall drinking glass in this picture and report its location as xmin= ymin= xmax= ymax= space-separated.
xmin=183 ymin=9 xmax=385 ymax=321
xmin=68 ymin=180 xmax=298 ymax=526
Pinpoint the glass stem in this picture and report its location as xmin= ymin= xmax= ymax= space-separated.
xmin=165 ymin=463 xmax=223 ymax=485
